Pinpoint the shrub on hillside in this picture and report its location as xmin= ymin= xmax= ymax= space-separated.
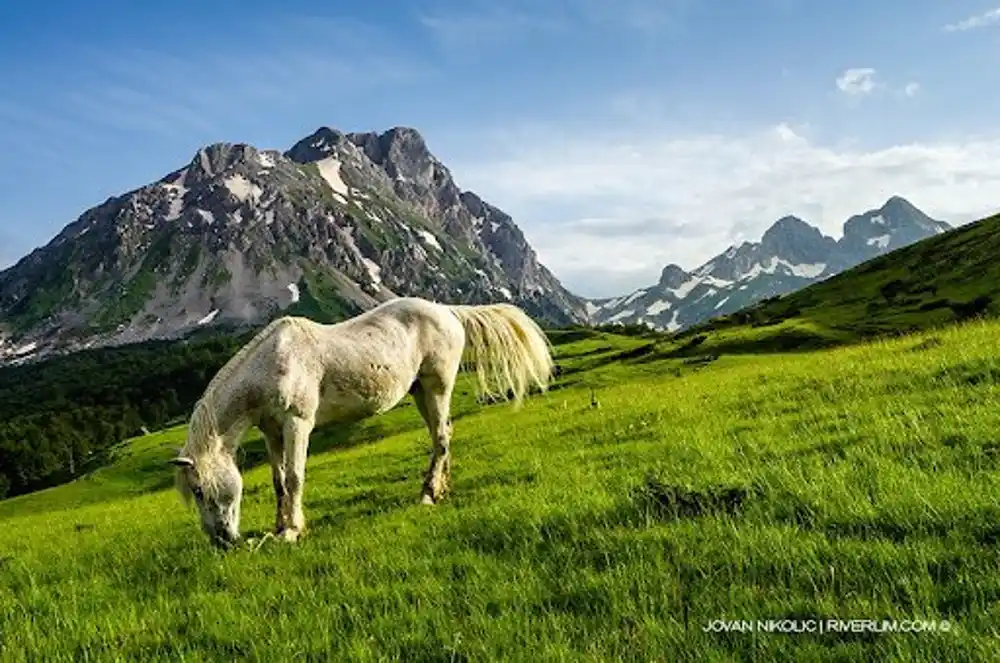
xmin=949 ymin=295 xmax=993 ymax=321
xmin=879 ymin=279 xmax=908 ymax=300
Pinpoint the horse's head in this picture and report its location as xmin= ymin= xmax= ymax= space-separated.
xmin=171 ymin=452 xmax=243 ymax=549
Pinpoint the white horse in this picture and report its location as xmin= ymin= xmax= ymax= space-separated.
xmin=170 ymin=296 xmax=554 ymax=547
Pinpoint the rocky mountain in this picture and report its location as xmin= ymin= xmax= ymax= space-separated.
xmin=589 ymin=196 xmax=951 ymax=331
xmin=0 ymin=126 xmax=586 ymax=364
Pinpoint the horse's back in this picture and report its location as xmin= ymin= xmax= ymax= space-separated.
xmin=342 ymin=297 xmax=464 ymax=353
xmin=274 ymin=300 xmax=456 ymax=422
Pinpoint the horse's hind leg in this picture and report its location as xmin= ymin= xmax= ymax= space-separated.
xmin=413 ymin=377 xmax=454 ymax=505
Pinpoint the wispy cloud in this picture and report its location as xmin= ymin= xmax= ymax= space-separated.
xmin=417 ymin=0 xmax=693 ymax=47
xmin=836 ymin=68 xmax=879 ymax=96
xmin=903 ymin=82 xmax=921 ymax=98
xmin=0 ymin=11 xmax=435 ymax=262
xmin=578 ymin=0 xmax=696 ymax=32
xmin=453 ymin=122 xmax=1000 ymax=297
xmin=944 ymin=7 xmax=1000 ymax=32
xmin=418 ymin=6 xmax=566 ymax=47
xmin=0 ymin=14 xmax=430 ymax=157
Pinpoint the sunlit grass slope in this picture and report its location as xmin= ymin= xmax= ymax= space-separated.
xmin=2 ymin=325 xmax=999 ymax=661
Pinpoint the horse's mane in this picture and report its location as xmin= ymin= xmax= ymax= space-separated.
xmin=185 ymin=316 xmax=301 ymax=456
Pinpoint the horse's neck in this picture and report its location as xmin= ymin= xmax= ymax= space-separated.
xmin=199 ymin=381 xmax=253 ymax=454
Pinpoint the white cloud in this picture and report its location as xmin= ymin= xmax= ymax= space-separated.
xmin=944 ymin=8 xmax=1000 ymax=32
xmin=903 ymin=82 xmax=921 ymax=98
xmin=454 ymin=123 xmax=1000 ymax=298
xmin=836 ymin=68 xmax=878 ymax=96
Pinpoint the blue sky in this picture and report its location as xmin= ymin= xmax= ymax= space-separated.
xmin=2 ymin=1 xmax=1000 ymax=297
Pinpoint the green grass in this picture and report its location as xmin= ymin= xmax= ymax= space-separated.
xmin=2 ymin=324 xmax=999 ymax=661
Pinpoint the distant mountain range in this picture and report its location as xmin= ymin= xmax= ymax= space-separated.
xmin=0 ymin=126 xmax=587 ymax=363
xmin=0 ymin=119 xmax=957 ymax=366
xmin=586 ymin=196 xmax=952 ymax=330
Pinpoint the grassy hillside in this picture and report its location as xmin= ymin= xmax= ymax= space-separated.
xmin=676 ymin=211 xmax=1000 ymax=352
xmin=2 ymin=323 xmax=999 ymax=661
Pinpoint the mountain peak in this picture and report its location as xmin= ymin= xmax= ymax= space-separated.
xmin=380 ymin=126 xmax=426 ymax=143
xmin=346 ymin=126 xmax=433 ymax=172
xmin=658 ymin=263 xmax=689 ymax=288
xmin=186 ymin=142 xmax=260 ymax=181
xmin=881 ymin=195 xmax=916 ymax=211
xmin=759 ymin=215 xmax=836 ymax=264
xmin=765 ymin=215 xmax=813 ymax=235
xmin=841 ymin=195 xmax=950 ymax=252
xmin=284 ymin=127 xmax=352 ymax=164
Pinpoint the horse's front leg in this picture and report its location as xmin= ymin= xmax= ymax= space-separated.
xmin=279 ymin=414 xmax=314 ymax=542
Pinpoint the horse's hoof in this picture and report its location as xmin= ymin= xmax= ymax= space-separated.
xmin=277 ymin=528 xmax=301 ymax=543
xmin=420 ymin=494 xmax=436 ymax=506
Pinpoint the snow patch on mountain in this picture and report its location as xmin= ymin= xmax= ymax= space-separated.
xmin=621 ymin=289 xmax=647 ymax=307
xmin=786 ymin=261 xmax=827 ymax=278
xmin=257 ymin=152 xmax=277 ymax=169
xmin=224 ymin=174 xmax=263 ymax=203
xmin=416 ymin=230 xmax=442 ymax=251
xmin=668 ymin=277 xmax=703 ymax=299
xmin=162 ymin=170 xmax=189 ymax=222
xmin=607 ymin=308 xmax=635 ymax=324
xmin=646 ymin=299 xmax=671 ymax=315
xmin=315 ymin=157 xmax=349 ymax=199
xmin=362 ymin=258 xmax=382 ymax=286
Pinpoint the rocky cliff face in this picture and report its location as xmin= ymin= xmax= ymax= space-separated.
xmin=588 ymin=196 xmax=951 ymax=331
xmin=0 ymin=126 xmax=586 ymax=364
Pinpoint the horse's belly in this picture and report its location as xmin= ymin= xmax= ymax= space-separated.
xmin=314 ymin=397 xmax=374 ymax=426
xmin=316 ymin=368 xmax=412 ymax=424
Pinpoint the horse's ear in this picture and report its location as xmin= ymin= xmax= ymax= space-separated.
xmin=169 ymin=456 xmax=195 ymax=468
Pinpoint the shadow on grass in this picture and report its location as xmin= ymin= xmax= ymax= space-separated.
xmin=628 ymin=475 xmax=757 ymax=522
xmin=755 ymin=436 xmax=864 ymax=465
xmin=309 ymin=487 xmax=415 ymax=531
xmin=768 ymin=488 xmax=1000 ymax=546
xmin=557 ymin=343 xmax=660 ymax=377
xmin=665 ymin=327 xmax=843 ymax=359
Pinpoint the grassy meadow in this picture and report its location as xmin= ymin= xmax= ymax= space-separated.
xmin=2 ymin=321 xmax=1000 ymax=661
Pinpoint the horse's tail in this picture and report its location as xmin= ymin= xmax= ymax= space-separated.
xmin=448 ymin=303 xmax=554 ymax=407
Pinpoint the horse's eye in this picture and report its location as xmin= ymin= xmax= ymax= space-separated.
xmin=192 ymin=487 xmax=204 ymax=500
